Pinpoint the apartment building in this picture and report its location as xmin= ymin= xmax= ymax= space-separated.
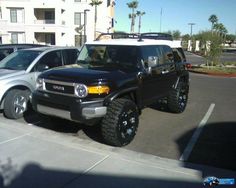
xmin=0 ymin=0 xmax=115 ymax=46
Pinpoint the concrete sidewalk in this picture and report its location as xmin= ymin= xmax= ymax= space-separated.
xmin=0 ymin=117 xmax=235 ymax=188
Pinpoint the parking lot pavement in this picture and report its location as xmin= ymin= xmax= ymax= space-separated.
xmin=1 ymin=115 xmax=236 ymax=188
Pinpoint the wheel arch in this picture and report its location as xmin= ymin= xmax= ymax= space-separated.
xmin=104 ymin=87 xmax=141 ymax=110
xmin=0 ymin=85 xmax=32 ymax=109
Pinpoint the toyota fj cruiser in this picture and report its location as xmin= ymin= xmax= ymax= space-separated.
xmin=32 ymin=33 xmax=189 ymax=146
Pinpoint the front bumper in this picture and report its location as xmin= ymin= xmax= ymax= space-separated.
xmin=32 ymin=91 xmax=107 ymax=125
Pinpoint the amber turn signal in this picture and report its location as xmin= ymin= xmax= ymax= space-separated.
xmin=88 ymin=86 xmax=110 ymax=95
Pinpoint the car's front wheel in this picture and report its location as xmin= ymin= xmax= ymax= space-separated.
xmin=4 ymin=89 xmax=30 ymax=119
xmin=101 ymin=98 xmax=139 ymax=146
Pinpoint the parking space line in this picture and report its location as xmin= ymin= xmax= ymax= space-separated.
xmin=27 ymin=121 xmax=41 ymax=126
xmin=0 ymin=133 xmax=32 ymax=145
xmin=179 ymin=103 xmax=215 ymax=161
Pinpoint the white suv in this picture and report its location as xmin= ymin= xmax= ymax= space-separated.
xmin=0 ymin=46 xmax=79 ymax=119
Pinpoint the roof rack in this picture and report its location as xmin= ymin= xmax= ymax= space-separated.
xmin=140 ymin=32 xmax=173 ymax=41
xmin=96 ymin=32 xmax=139 ymax=41
xmin=95 ymin=32 xmax=173 ymax=41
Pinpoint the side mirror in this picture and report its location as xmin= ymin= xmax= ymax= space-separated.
xmin=148 ymin=56 xmax=158 ymax=67
xmin=145 ymin=56 xmax=158 ymax=74
xmin=36 ymin=64 xmax=49 ymax=72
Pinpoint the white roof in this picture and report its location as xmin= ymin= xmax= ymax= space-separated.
xmin=86 ymin=38 xmax=182 ymax=48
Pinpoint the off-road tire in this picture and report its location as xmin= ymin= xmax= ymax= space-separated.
xmin=4 ymin=89 xmax=30 ymax=119
xmin=167 ymin=81 xmax=189 ymax=113
xmin=101 ymin=98 xmax=139 ymax=146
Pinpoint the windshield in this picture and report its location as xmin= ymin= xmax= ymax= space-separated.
xmin=77 ymin=45 xmax=139 ymax=69
xmin=0 ymin=50 xmax=41 ymax=70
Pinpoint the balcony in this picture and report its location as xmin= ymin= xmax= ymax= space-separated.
xmin=34 ymin=8 xmax=55 ymax=25
xmin=34 ymin=20 xmax=55 ymax=24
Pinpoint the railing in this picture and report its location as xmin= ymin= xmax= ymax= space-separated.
xmin=34 ymin=20 xmax=55 ymax=24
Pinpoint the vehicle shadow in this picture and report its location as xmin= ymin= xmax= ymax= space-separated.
xmin=23 ymin=109 xmax=105 ymax=144
xmin=0 ymin=161 xmax=201 ymax=188
xmin=176 ymin=121 xmax=236 ymax=174
xmin=148 ymin=101 xmax=169 ymax=113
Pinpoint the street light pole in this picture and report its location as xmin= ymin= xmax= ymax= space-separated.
xmin=188 ymin=23 xmax=195 ymax=37
xmin=84 ymin=9 xmax=90 ymax=43
xmin=188 ymin=23 xmax=195 ymax=51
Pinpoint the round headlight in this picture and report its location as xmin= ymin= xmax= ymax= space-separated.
xmin=36 ymin=78 xmax=44 ymax=90
xmin=74 ymin=84 xmax=88 ymax=98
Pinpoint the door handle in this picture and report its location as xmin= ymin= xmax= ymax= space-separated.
xmin=161 ymin=70 xmax=169 ymax=74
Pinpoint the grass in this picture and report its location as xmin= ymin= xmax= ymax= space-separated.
xmin=189 ymin=65 xmax=236 ymax=75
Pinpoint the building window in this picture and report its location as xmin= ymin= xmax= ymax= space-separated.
xmin=75 ymin=0 xmax=88 ymax=2
xmin=10 ymin=9 xmax=17 ymax=23
xmin=11 ymin=33 xmax=18 ymax=43
xmin=74 ymin=12 xmax=82 ymax=25
xmin=107 ymin=0 xmax=111 ymax=7
xmin=10 ymin=8 xmax=24 ymax=23
xmin=10 ymin=32 xmax=25 ymax=44
xmin=0 ymin=7 xmax=2 ymax=19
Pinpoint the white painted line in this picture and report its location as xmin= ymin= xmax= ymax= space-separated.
xmin=83 ymin=155 xmax=110 ymax=174
xmin=0 ymin=133 xmax=31 ymax=145
xmin=179 ymin=103 xmax=215 ymax=161
xmin=28 ymin=121 xmax=41 ymax=126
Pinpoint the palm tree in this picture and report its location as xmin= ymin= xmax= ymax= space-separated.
xmin=213 ymin=22 xmax=228 ymax=43
xmin=214 ymin=23 xmax=227 ymax=35
xmin=208 ymin=14 xmax=218 ymax=31
xmin=127 ymin=1 xmax=138 ymax=33
xmin=90 ymin=0 xmax=103 ymax=39
xmin=136 ymin=11 xmax=145 ymax=34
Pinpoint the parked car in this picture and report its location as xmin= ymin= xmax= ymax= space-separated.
xmin=0 ymin=44 xmax=46 ymax=61
xmin=0 ymin=46 xmax=79 ymax=119
xmin=32 ymin=33 xmax=189 ymax=146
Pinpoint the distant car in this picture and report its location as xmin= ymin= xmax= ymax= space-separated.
xmin=0 ymin=46 xmax=79 ymax=119
xmin=0 ymin=44 xmax=46 ymax=61
xmin=203 ymin=176 xmax=220 ymax=186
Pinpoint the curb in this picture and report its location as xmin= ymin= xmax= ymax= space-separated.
xmin=188 ymin=69 xmax=236 ymax=78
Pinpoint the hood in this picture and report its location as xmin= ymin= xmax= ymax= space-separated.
xmin=0 ymin=69 xmax=25 ymax=80
xmin=40 ymin=64 xmax=136 ymax=85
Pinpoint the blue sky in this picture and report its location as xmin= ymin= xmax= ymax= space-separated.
xmin=114 ymin=0 xmax=236 ymax=35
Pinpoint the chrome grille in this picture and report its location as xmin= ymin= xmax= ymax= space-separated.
xmin=43 ymin=79 xmax=76 ymax=97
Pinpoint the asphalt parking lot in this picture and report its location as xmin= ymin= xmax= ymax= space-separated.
xmin=1 ymin=72 xmax=235 ymax=172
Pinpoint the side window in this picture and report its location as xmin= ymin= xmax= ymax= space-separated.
xmin=110 ymin=46 xmax=138 ymax=66
xmin=155 ymin=46 xmax=164 ymax=65
xmin=62 ymin=49 xmax=79 ymax=65
xmin=0 ymin=48 xmax=14 ymax=60
xmin=141 ymin=46 xmax=158 ymax=65
xmin=172 ymin=48 xmax=182 ymax=63
xmin=162 ymin=45 xmax=174 ymax=64
xmin=35 ymin=50 xmax=62 ymax=71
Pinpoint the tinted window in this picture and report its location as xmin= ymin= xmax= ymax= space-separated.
xmin=77 ymin=45 xmax=139 ymax=68
xmin=141 ymin=46 xmax=157 ymax=61
xmin=62 ymin=49 xmax=78 ymax=65
xmin=141 ymin=45 xmax=164 ymax=66
xmin=0 ymin=48 xmax=14 ymax=61
xmin=0 ymin=50 xmax=41 ymax=70
xmin=162 ymin=45 xmax=174 ymax=64
xmin=36 ymin=50 xmax=62 ymax=70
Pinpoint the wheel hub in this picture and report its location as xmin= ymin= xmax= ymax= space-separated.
xmin=14 ymin=95 xmax=27 ymax=115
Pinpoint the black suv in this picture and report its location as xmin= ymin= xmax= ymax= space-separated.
xmin=32 ymin=33 xmax=189 ymax=146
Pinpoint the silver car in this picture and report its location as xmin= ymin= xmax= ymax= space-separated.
xmin=0 ymin=46 xmax=79 ymax=119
